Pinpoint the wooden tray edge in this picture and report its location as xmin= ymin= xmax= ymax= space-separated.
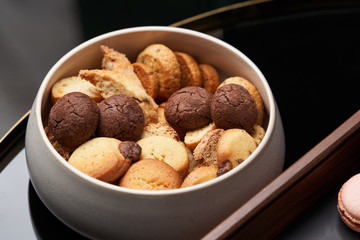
xmin=203 ymin=110 xmax=360 ymax=239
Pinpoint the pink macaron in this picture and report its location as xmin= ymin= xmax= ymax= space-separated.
xmin=337 ymin=173 xmax=360 ymax=232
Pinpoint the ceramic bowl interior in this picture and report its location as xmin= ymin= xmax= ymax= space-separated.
xmin=26 ymin=26 xmax=284 ymax=239
xmin=37 ymin=26 xmax=275 ymax=193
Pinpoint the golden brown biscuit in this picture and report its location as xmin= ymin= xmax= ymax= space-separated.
xmin=199 ymin=64 xmax=220 ymax=94
xmin=136 ymin=44 xmax=181 ymax=102
xmin=157 ymin=102 xmax=167 ymax=124
xmin=119 ymin=159 xmax=182 ymax=190
xmin=250 ymin=124 xmax=266 ymax=145
xmin=216 ymin=129 xmax=257 ymax=175
xmin=132 ymin=62 xmax=159 ymax=99
xmin=174 ymin=51 xmax=202 ymax=88
xmin=51 ymin=76 xmax=103 ymax=104
xmin=45 ymin=126 xmax=72 ymax=160
xmin=79 ymin=69 xmax=158 ymax=124
xmin=181 ymin=165 xmax=218 ymax=188
xmin=184 ymin=122 xmax=217 ymax=152
xmin=140 ymin=122 xmax=180 ymax=141
xmin=137 ymin=135 xmax=189 ymax=179
xmin=101 ymin=45 xmax=134 ymax=73
xmin=219 ymin=77 xmax=264 ymax=125
xmin=68 ymin=138 xmax=131 ymax=183
xmin=193 ymin=129 xmax=225 ymax=168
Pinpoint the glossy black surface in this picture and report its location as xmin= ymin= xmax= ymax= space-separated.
xmin=220 ymin=8 xmax=360 ymax=168
xmin=1 ymin=1 xmax=360 ymax=239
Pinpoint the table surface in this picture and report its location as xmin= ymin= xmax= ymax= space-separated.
xmin=1 ymin=0 xmax=360 ymax=239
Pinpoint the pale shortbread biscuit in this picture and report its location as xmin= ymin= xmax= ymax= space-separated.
xmin=137 ymin=44 xmax=181 ymax=102
xmin=119 ymin=159 xmax=182 ymax=190
xmin=193 ymin=129 xmax=225 ymax=168
xmin=79 ymin=69 xmax=158 ymax=124
xmin=68 ymin=137 xmax=131 ymax=183
xmin=132 ymin=62 xmax=159 ymax=99
xmin=199 ymin=64 xmax=220 ymax=94
xmin=219 ymin=77 xmax=264 ymax=125
xmin=181 ymin=165 xmax=218 ymax=188
xmin=137 ymin=135 xmax=189 ymax=179
xmin=174 ymin=51 xmax=203 ymax=88
xmin=140 ymin=122 xmax=180 ymax=141
xmin=51 ymin=76 xmax=103 ymax=104
xmin=250 ymin=124 xmax=266 ymax=145
xmin=217 ymin=129 xmax=257 ymax=172
xmin=184 ymin=122 xmax=217 ymax=152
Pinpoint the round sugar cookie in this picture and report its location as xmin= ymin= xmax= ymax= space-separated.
xmin=181 ymin=165 xmax=218 ymax=188
xmin=119 ymin=159 xmax=182 ymax=190
xmin=68 ymin=137 xmax=133 ymax=183
xmin=216 ymin=129 xmax=257 ymax=175
xmin=137 ymin=135 xmax=189 ymax=178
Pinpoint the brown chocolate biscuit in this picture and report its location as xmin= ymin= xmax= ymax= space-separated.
xmin=97 ymin=94 xmax=145 ymax=141
xmin=174 ymin=51 xmax=203 ymax=88
xmin=47 ymin=92 xmax=99 ymax=149
xmin=211 ymin=84 xmax=257 ymax=132
xmin=219 ymin=77 xmax=264 ymax=125
xmin=165 ymin=86 xmax=213 ymax=131
xmin=118 ymin=141 xmax=142 ymax=162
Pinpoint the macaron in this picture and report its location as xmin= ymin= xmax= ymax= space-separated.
xmin=337 ymin=173 xmax=360 ymax=232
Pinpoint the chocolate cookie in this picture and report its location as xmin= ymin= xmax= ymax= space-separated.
xmin=119 ymin=141 xmax=142 ymax=162
xmin=211 ymin=84 xmax=257 ymax=132
xmin=164 ymin=86 xmax=213 ymax=131
xmin=47 ymin=92 xmax=99 ymax=149
xmin=97 ymin=94 xmax=145 ymax=141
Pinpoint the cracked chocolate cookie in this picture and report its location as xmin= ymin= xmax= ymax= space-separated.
xmin=164 ymin=86 xmax=213 ymax=131
xmin=97 ymin=94 xmax=145 ymax=141
xmin=211 ymin=84 xmax=257 ymax=132
xmin=47 ymin=92 xmax=99 ymax=150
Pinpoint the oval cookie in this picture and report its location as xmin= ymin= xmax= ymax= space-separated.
xmin=119 ymin=159 xmax=182 ymax=190
xmin=137 ymin=135 xmax=189 ymax=178
xmin=136 ymin=44 xmax=181 ymax=102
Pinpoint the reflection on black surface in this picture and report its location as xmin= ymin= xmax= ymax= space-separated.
xmin=222 ymin=9 xmax=360 ymax=168
xmin=28 ymin=181 xmax=88 ymax=240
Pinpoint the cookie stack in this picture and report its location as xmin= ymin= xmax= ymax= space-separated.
xmin=45 ymin=44 xmax=266 ymax=190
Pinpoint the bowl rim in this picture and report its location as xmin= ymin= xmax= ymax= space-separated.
xmin=33 ymin=26 xmax=277 ymax=196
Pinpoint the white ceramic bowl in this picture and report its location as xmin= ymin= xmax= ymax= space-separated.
xmin=25 ymin=26 xmax=285 ymax=240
